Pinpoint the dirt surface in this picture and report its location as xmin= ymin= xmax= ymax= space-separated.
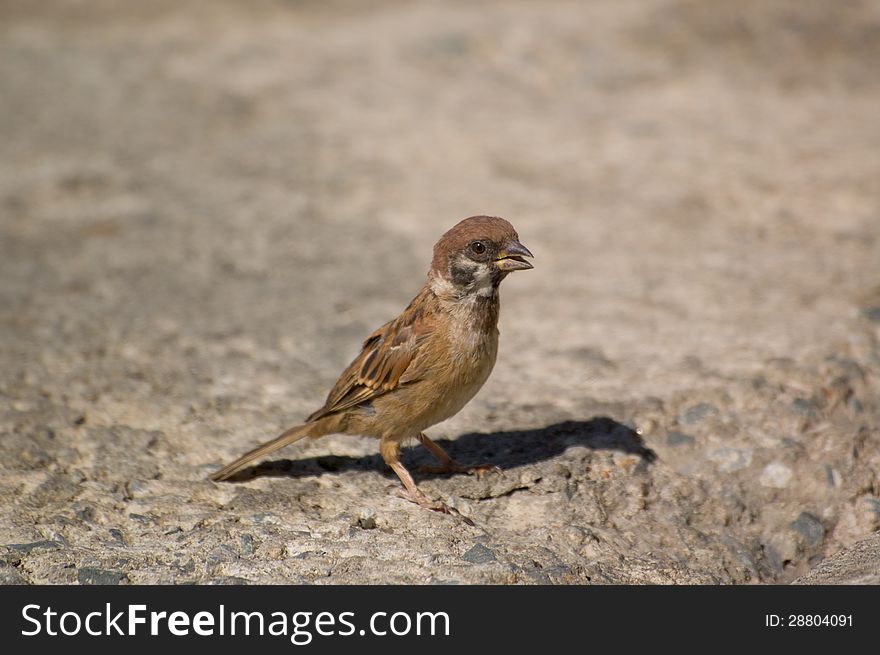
xmin=793 ymin=531 xmax=880 ymax=585
xmin=2 ymin=0 xmax=879 ymax=585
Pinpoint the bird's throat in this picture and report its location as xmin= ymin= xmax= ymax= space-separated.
xmin=429 ymin=274 xmax=501 ymax=336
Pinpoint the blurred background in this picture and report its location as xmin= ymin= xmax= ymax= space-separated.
xmin=1 ymin=0 xmax=879 ymax=584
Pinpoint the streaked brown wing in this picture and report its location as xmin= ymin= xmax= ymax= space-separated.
xmin=306 ymin=291 xmax=435 ymax=421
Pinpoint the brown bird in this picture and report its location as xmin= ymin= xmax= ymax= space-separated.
xmin=210 ymin=216 xmax=533 ymax=517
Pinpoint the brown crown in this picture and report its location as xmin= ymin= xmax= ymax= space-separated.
xmin=430 ymin=215 xmax=519 ymax=274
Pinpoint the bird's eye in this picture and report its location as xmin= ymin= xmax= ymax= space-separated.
xmin=470 ymin=241 xmax=486 ymax=255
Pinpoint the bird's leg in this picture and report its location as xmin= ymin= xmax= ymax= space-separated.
xmin=417 ymin=432 xmax=500 ymax=477
xmin=380 ymin=438 xmax=448 ymax=511
xmin=380 ymin=438 xmax=474 ymax=525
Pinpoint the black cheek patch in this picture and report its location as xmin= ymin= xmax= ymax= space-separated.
xmin=450 ymin=261 xmax=476 ymax=287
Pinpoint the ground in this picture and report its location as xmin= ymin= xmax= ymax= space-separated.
xmin=1 ymin=0 xmax=879 ymax=585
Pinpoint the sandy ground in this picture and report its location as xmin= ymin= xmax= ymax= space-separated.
xmin=1 ymin=0 xmax=879 ymax=584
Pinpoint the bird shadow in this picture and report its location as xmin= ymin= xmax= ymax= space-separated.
xmin=219 ymin=417 xmax=656 ymax=483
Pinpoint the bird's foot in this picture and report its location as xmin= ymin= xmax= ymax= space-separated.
xmin=418 ymin=460 xmax=501 ymax=478
xmin=395 ymin=488 xmax=475 ymax=526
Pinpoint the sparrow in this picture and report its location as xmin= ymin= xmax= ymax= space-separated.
xmin=210 ymin=215 xmax=533 ymax=517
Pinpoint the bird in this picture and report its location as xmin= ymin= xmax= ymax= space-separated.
xmin=210 ymin=215 xmax=533 ymax=517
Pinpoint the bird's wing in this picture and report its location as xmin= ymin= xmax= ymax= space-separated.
xmin=306 ymin=289 xmax=436 ymax=421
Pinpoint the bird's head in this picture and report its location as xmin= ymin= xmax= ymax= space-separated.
xmin=429 ymin=216 xmax=533 ymax=298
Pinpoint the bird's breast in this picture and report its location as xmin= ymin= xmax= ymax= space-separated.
xmin=408 ymin=296 xmax=500 ymax=429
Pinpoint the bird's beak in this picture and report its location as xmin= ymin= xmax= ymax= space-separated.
xmin=495 ymin=239 xmax=534 ymax=271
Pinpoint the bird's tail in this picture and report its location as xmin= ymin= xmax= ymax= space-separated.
xmin=210 ymin=420 xmax=325 ymax=482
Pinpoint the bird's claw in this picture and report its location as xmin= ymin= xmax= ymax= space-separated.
xmin=394 ymin=488 xmax=475 ymax=526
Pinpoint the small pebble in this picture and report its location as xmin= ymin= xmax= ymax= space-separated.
xmin=791 ymin=397 xmax=820 ymax=417
xmin=205 ymin=545 xmax=238 ymax=573
xmin=790 ymin=512 xmax=824 ymax=548
xmin=824 ymin=465 xmax=841 ymax=488
xmin=5 ymin=540 xmax=62 ymax=554
xmin=77 ymin=568 xmax=127 ymax=585
xmin=352 ymin=507 xmax=377 ymax=530
xmin=667 ymin=431 xmax=695 ymax=447
xmin=0 ymin=566 xmax=27 ymax=584
xmin=239 ymin=534 xmax=255 ymax=556
xmin=759 ymin=462 xmax=793 ymax=489
xmin=679 ymin=403 xmax=719 ymax=425
xmin=461 ymin=543 xmax=496 ymax=564
xmin=860 ymin=306 xmax=880 ymax=322
xmin=707 ymin=447 xmax=753 ymax=473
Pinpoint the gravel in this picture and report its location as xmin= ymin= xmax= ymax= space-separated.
xmin=1 ymin=0 xmax=878 ymax=585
